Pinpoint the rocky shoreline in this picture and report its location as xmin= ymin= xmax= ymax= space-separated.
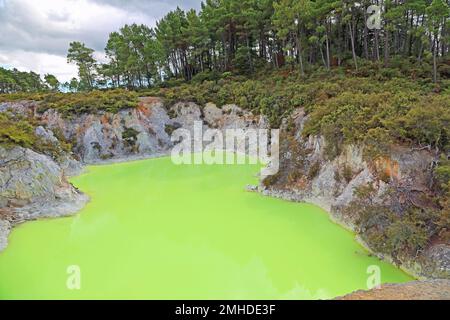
xmin=258 ymin=186 xmax=424 ymax=279
xmin=1 ymin=97 xmax=449 ymax=299
xmin=258 ymin=108 xmax=450 ymax=280
xmin=0 ymin=146 xmax=90 ymax=252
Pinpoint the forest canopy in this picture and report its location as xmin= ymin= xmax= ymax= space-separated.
xmin=1 ymin=0 xmax=449 ymax=93
xmin=66 ymin=0 xmax=450 ymax=90
xmin=0 ymin=67 xmax=60 ymax=94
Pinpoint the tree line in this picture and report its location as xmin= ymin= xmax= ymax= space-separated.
xmin=0 ymin=67 xmax=60 ymax=94
xmin=67 ymin=0 xmax=449 ymax=90
xmin=2 ymin=0 xmax=449 ymax=93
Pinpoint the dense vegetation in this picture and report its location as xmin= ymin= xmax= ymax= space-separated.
xmin=58 ymin=0 xmax=450 ymax=90
xmin=35 ymin=89 xmax=139 ymax=117
xmin=302 ymin=81 xmax=450 ymax=159
xmin=0 ymin=112 xmax=38 ymax=149
xmin=346 ymin=178 xmax=450 ymax=269
xmin=0 ymin=67 xmax=60 ymax=94
xmin=1 ymin=0 xmax=449 ymax=93
xmin=0 ymin=89 xmax=139 ymax=117
xmin=0 ymin=112 xmax=71 ymax=158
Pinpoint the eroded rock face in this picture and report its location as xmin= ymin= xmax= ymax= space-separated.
xmin=1 ymin=97 xmax=268 ymax=175
xmin=170 ymin=101 xmax=203 ymax=128
xmin=0 ymin=146 xmax=88 ymax=227
xmin=38 ymin=98 xmax=268 ymax=163
xmin=0 ymin=101 xmax=38 ymax=116
xmin=0 ymin=145 xmax=88 ymax=253
xmin=0 ymin=147 xmax=63 ymax=206
xmin=203 ymin=102 xmax=223 ymax=127
xmin=422 ymin=245 xmax=450 ymax=279
xmin=261 ymin=108 xmax=449 ymax=280
xmin=36 ymin=98 xmax=170 ymax=163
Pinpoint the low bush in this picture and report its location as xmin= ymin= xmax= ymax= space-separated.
xmin=37 ymin=89 xmax=139 ymax=117
xmin=0 ymin=112 xmax=71 ymax=158
xmin=1 ymin=89 xmax=139 ymax=118
xmin=0 ymin=112 xmax=37 ymax=149
xmin=348 ymin=183 xmax=449 ymax=261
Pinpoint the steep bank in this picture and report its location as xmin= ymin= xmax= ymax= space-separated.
xmin=260 ymin=108 xmax=450 ymax=280
xmin=1 ymin=101 xmax=90 ymax=251
xmin=0 ymin=146 xmax=88 ymax=251
xmin=38 ymin=97 xmax=267 ymax=163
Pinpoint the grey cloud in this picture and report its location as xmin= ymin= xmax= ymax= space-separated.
xmin=47 ymin=11 xmax=70 ymax=23
xmin=0 ymin=0 xmax=200 ymax=59
xmin=0 ymin=1 xmax=100 ymax=56
xmin=0 ymin=0 xmax=201 ymax=80
xmin=91 ymin=0 xmax=202 ymax=14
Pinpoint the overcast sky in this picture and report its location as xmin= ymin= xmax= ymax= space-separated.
xmin=0 ymin=0 xmax=201 ymax=82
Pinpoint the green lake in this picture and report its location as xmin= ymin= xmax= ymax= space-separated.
xmin=0 ymin=156 xmax=412 ymax=299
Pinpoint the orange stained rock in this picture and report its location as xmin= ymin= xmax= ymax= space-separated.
xmin=137 ymin=103 xmax=152 ymax=116
xmin=101 ymin=114 xmax=110 ymax=125
xmin=375 ymin=156 xmax=400 ymax=181
xmin=139 ymin=96 xmax=162 ymax=105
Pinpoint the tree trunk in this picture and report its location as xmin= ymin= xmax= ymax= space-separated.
xmin=319 ymin=44 xmax=327 ymax=68
xmin=349 ymin=23 xmax=358 ymax=70
xmin=433 ymin=37 xmax=438 ymax=83
xmin=384 ymin=4 xmax=390 ymax=68
xmin=325 ymin=34 xmax=330 ymax=70
xmin=363 ymin=10 xmax=369 ymax=60
xmin=295 ymin=31 xmax=305 ymax=75
xmin=246 ymin=35 xmax=253 ymax=73
xmin=384 ymin=29 xmax=389 ymax=67
xmin=374 ymin=29 xmax=380 ymax=61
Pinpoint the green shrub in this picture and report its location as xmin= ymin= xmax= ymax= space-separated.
xmin=385 ymin=219 xmax=429 ymax=256
xmin=1 ymin=89 xmax=139 ymax=117
xmin=348 ymin=182 xmax=448 ymax=260
xmin=0 ymin=113 xmax=37 ymax=148
xmin=342 ymin=165 xmax=354 ymax=183
xmin=307 ymin=161 xmax=321 ymax=180
xmin=0 ymin=112 xmax=71 ymax=158
xmin=435 ymin=157 xmax=450 ymax=194
xmin=122 ymin=127 xmax=139 ymax=147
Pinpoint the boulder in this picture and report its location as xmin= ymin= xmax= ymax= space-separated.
xmin=0 ymin=146 xmax=88 ymax=223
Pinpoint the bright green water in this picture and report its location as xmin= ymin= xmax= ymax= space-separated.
xmin=0 ymin=156 xmax=412 ymax=299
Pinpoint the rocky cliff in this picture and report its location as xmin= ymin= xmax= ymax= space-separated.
xmin=0 ymin=146 xmax=88 ymax=251
xmin=260 ymin=108 xmax=450 ymax=280
xmin=38 ymin=97 xmax=267 ymax=163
